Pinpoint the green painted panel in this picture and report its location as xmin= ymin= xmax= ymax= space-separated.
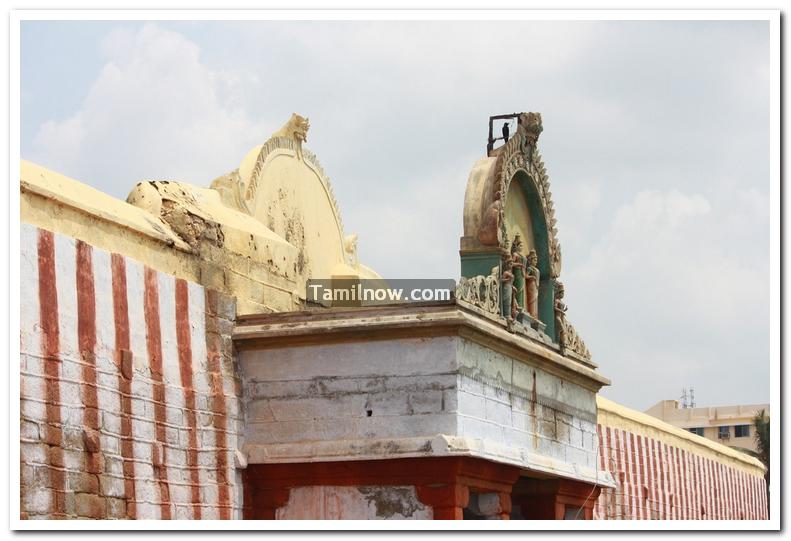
xmin=460 ymin=252 xmax=501 ymax=279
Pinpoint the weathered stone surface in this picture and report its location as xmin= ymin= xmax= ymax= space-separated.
xmin=75 ymin=493 xmax=105 ymax=519
xmin=240 ymin=328 xmax=604 ymax=485
xmin=276 ymin=486 xmax=432 ymax=520
xmin=82 ymin=428 xmax=101 ymax=453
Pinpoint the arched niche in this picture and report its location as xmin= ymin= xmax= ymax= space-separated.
xmin=505 ymin=170 xmax=556 ymax=338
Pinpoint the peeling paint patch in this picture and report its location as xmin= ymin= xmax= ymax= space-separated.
xmin=357 ymin=486 xmax=427 ymax=519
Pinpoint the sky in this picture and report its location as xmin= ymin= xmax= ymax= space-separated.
xmin=19 ymin=19 xmax=770 ymax=411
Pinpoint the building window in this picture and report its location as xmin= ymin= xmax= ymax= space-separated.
xmin=718 ymin=426 xmax=731 ymax=439
xmin=734 ymin=425 xmax=750 ymax=438
xmin=688 ymin=427 xmax=704 ymax=436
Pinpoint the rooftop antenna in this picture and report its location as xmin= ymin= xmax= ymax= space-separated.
xmin=680 ymin=388 xmax=689 ymax=409
xmin=689 ymin=387 xmax=695 ymax=408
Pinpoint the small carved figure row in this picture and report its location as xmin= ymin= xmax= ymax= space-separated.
xmin=501 ymin=233 xmax=539 ymax=321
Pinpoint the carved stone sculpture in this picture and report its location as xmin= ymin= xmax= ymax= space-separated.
xmin=553 ymin=280 xmax=591 ymax=362
xmin=271 ymin=113 xmax=310 ymax=161
xmin=344 ymin=233 xmax=359 ymax=269
xmin=554 ymin=281 xmax=569 ymax=353
xmin=510 ymin=234 xmax=526 ymax=313
xmin=478 ymin=190 xmax=502 ymax=246
xmin=525 ymin=249 xmax=540 ymax=320
xmin=500 ymin=252 xmax=518 ymax=320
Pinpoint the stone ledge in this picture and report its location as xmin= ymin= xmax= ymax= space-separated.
xmin=234 ymin=302 xmax=610 ymax=392
xmin=243 ymin=434 xmax=616 ymax=489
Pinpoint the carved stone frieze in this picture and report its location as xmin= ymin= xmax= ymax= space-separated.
xmin=457 ymin=268 xmax=500 ymax=316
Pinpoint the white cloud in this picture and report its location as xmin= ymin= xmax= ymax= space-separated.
xmin=565 ymin=188 xmax=768 ymax=408
xmin=31 ymin=24 xmax=266 ymax=198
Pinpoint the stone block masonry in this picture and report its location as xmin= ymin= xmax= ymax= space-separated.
xmin=19 ymin=224 xmax=244 ymax=520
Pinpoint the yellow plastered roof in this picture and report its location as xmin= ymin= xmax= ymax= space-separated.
xmin=20 ymin=160 xmax=190 ymax=251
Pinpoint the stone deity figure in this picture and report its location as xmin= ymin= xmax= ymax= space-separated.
xmin=510 ymin=234 xmax=527 ymax=313
xmin=554 ymin=281 xmax=568 ymax=351
xmin=500 ymin=252 xmax=518 ymax=320
xmin=525 ymin=249 xmax=540 ymax=319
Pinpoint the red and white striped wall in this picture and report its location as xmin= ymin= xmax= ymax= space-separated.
xmin=20 ymin=224 xmax=243 ymax=520
xmin=593 ymin=424 xmax=768 ymax=520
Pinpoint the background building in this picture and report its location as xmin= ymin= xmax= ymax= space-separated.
xmin=644 ymin=400 xmax=769 ymax=455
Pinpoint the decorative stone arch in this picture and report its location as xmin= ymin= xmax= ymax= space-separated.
xmin=495 ymin=114 xmax=561 ymax=280
xmin=209 ymin=114 xmax=380 ymax=286
xmin=458 ymin=112 xmax=591 ymax=366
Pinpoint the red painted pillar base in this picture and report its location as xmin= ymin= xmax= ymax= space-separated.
xmin=242 ymin=457 xmax=521 ymax=520
xmin=416 ymin=484 xmax=469 ymax=520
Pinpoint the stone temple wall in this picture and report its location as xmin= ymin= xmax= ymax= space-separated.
xmin=19 ymin=224 xmax=244 ymax=519
xmin=594 ymin=397 xmax=768 ymax=520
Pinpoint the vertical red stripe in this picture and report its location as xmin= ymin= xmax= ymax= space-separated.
xmin=144 ymin=268 xmax=172 ymax=520
xmin=635 ymin=435 xmax=645 ymax=519
xmin=690 ymin=451 xmax=698 ymax=519
xmin=704 ymin=456 xmax=712 ymax=520
xmin=111 ymin=254 xmax=137 ymax=518
xmin=698 ymin=455 xmax=705 ymax=519
xmin=75 ymin=241 xmax=104 ymax=501
xmin=747 ymin=474 xmax=753 ymax=519
xmin=717 ymin=462 xmax=725 ymax=519
xmin=700 ymin=455 xmax=707 ymax=519
xmin=758 ymin=474 xmax=765 ymax=519
xmin=205 ymin=290 xmax=231 ymax=519
xmin=727 ymin=465 xmax=734 ymax=519
xmin=716 ymin=461 xmax=723 ymax=519
xmin=668 ymin=444 xmax=676 ymax=519
xmin=705 ymin=458 xmax=719 ymax=520
xmin=735 ymin=469 xmax=742 ymax=519
xmin=672 ymin=446 xmax=681 ymax=519
xmin=627 ymin=431 xmax=635 ymax=519
xmin=613 ymin=428 xmax=623 ymax=520
xmin=595 ymin=425 xmax=602 ymax=519
xmin=658 ymin=443 xmax=667 ymax=519
xmin=667 ymin=445 xmax=679 ymax=520
xmin=605 ymin=426 xmax=618 ymax=519
xmin=37 ymin=230 xmax=66 ymax=517
xmin=732 ymin=467 xmax=739 ymax=519
xmin=762 ymin=475 xmax=768 ymax=518
xmin=722 ymin=464 xmax=733 ymax=520
xmin=686 ymin=449 xmax=693 ymax=519
xmin=701 ymin=457 xmax=709 ymax=519
xmin=699 ymin=456 xmax=706 ymax=519
xmin=660 ymin=442 xmax=668 ymax=519
xmin=647 ymin=438 xmax=657 ymax=519
xmin=720 ymin=463 xmax=727 ymax=519
xmin=175 ymin=279 xmax=202 ymax=519
xmin=680 ymin=448 xmax=689 ymax=520
xmin=630 ymin=432 xmax=639 ymax=519
xmin=677 ymin=447 xmax=685 ymax=519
